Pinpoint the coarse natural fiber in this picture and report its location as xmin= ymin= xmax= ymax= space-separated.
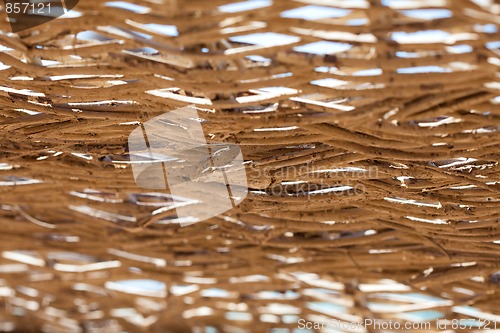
xmin=0 ymin=0 xmax=499 ymax=332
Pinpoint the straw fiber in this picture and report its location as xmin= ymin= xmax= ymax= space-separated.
xmin=0 ymin=0 xmax=499 ymax=332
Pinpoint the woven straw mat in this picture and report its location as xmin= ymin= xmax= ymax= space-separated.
xmin=0 ymin=0 xmax=499 ymax=332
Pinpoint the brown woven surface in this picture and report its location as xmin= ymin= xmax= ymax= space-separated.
xmin=0 ymin=0 xmax=499 ymax=332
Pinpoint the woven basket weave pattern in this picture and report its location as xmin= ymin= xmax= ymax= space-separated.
xmin=0 ymin=0 xmax=499 ymax=332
